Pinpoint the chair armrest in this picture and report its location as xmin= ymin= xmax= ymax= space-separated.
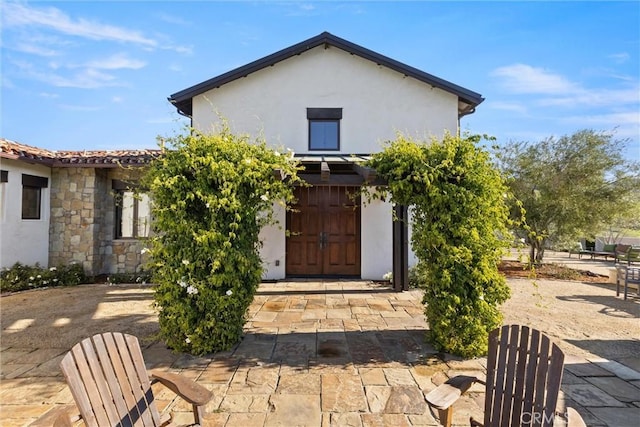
xmin=424 ymin=375 xmax=480 ymax=410
xmin=566 ymin=407 xmax=587 ymax=427
xmin=29 ymin=405 xmax=78 ymax=427
xmin=149 ymin=369 xmax=213 ymax=406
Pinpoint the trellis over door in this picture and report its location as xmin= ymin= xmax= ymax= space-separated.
xmin=286 ymin=186 xmax=361 ymax=276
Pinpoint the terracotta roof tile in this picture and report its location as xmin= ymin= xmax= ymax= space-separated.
xmin=0 ymin=138 xmax=161 ymax=167
xmin=54 ymin=149 xmax=162 ymax=166
xmin=1 ymin=138 xmax=56 ymax=164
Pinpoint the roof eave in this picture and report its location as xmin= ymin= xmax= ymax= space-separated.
xmin=0 ymin=152 xmax=56 ymax=166
xmin=168 ymin=32 xmax=484 ymax=117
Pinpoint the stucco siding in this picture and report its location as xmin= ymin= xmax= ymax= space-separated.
xmin=0 ymin=159 xmax=51 ymax=268
xmin=361 ymin=197 xmax=393 ymax=280
xmin=192 ymin=45 xmax=459 ymax=153
xmin=259 ymin=201 xmax=286 ymax=280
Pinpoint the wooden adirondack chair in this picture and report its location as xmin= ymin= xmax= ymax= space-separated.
xmin=425 ymin=325 xmax=586 ymax=427
xmin=30 ymin=332 xmax=213 ymax=427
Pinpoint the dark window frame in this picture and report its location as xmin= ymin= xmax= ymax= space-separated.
xmin=21 ymin=174 xmax=48 ymax=220
xmin=307 ymin=108 xmax=342 ymax=151
xmin=113 ymin=180 xmax=149 ymax=239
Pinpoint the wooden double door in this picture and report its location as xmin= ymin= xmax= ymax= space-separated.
xmin=286 ymin=186 xmax=361 ymax=277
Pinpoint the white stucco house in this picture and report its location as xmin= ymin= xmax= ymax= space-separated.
xmin=168 ymin=32 xmax=484 ymax=288
xmin=0 ymin=149 xmax=52 ymax=268
xmin=1 ymin=33 xmax=484 ymax=288
xmin=1 ymin=139 xmax=158 ymax=275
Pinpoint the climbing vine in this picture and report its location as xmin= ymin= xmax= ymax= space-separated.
xmin=365 ymin=133 xmax=511 ymax=357
xmin=144 ymin=127 xmax=302 ymax=355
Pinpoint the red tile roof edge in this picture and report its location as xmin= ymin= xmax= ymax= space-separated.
xmin=1 ymin=138 xmax=161 ymax=167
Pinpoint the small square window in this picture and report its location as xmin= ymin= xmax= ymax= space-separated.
xmin=310 ymin=120 xmax=340 ymax=150
xmin=307 ymin=108 xmax=342 ymax=151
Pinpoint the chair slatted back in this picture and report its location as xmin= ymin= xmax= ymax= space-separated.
xmin=60 ymin=332 xmax=163 ymax=427
xmin=483 ymin=325 xmax=564 ymax=427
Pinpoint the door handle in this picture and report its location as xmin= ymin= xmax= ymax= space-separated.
xmin=319 ymin=232 xmax=327 ymax=249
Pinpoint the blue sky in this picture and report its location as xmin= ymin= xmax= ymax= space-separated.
xmin=2 ymin=1 xmax=639 ymax=160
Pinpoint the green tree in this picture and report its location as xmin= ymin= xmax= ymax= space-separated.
xmin=497 ymin=129 xmax=640 ymax=264
xmin=366 ymin=133 xmax=511 ymax=357
xmin=144 ymin=127 xmax=302 ymax=355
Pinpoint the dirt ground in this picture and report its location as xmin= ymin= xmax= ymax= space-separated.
xmin=1 ymin=265 xmax=638 ymax=365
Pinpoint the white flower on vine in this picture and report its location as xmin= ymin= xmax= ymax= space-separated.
xmin=49 ymin=267 xmax=57 ymax=271
xmin=206 ymin=203 xmax=210 ymax=208
xmin=186 ymin=285 xmax=198 ymax=295
xmin=141 ymin=247 xmax=149 ymax=254
xmin=178 ymin=280 xmax=187 ymax=288
xmin=260 ymin=194 xmax=269 ymax=201
xmin=185 ymin=337 xmax=191 ymax=344
xmin=226 ymin=289 xmax=233 ymax=296
xmin=182 ymin=259 xmax=190 ymax=265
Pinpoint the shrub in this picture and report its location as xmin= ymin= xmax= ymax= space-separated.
xmin=106 ymin=270 xmax=154 ymax=285
xmin=0 ymin=262 xmax=87 ymax=293
xmin=144 ymin=126 xmax=302 ymax=355
xmin=366 ymin=133 xmax=512 ymax=357
xmin=408 ymin=265 xmax=426 ymax=289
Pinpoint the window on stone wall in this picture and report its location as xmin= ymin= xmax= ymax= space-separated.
xmin=113 ymin=181 xmax=151 ymax=239
xmin=22 ymin=174 xmax=48 ymax=220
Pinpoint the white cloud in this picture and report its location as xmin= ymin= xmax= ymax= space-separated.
xmin=84 ymin=54 xmax=146 ymax=70
xmin=608 ymin=52 xmax=630 ymax=64
xmin=39 ymin=92 xmax=59 ymax=99
xmin=112 ymin=96 xmax=124 ymax=103
xmin=169 ymin=44 xmax=193 ymax=55
xmin=35 ymin=68 xmax=119 ymax=89
xmin=561 ymin=111 xmax=640 ymax=127
xmin=283 ymin=2 xmax=318 ymax=17
xmin=491 ymin=63 xmax=579 ymax=95
xmin=2 ymin=2 xmax=157 ymax=47
xmin=12 ymin=42 xmax=58 ymax=57
xmin=155 ymin=12 xmax=191 ymax=26
xmin=492 ymin=63 xmax=639 ymax=111
xmin=537 ymin=86 xmax=640 ymax=108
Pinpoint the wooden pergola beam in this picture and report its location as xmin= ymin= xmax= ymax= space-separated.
xmin=321 ymin=161 xmax=330 ymax=182
xmin=352 ymin=163 xmax=377 ymax=183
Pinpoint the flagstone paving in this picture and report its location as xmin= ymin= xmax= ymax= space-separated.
xmin=1 ymin=280 xmax=639 ymax=426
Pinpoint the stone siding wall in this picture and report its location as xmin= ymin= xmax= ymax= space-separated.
xmin=49 ymin=166 xmax=148 ymax=276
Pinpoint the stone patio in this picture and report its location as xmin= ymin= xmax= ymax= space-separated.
xmin=1 ymin=280 xmax=639 ymax=426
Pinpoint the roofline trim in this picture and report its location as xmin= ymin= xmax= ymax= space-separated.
xmin=168 ymin=31 xmax=484 ymax=117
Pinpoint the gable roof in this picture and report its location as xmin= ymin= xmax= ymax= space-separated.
xmin=168 ymin=31 xmax=484 ymax=118
xmin=0 ymin=138 xmax=160 ymax=168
